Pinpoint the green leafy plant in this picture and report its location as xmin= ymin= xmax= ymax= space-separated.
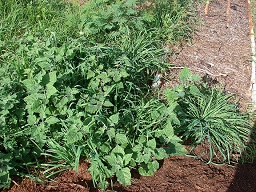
xmin=0 ymin=0 xmax=197 ymax=189
xmin=165 ymin=67 xmax=252 ymax=164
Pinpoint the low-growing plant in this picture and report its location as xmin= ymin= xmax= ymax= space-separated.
xmin=165 ymin=67 xmax=252 ymax=164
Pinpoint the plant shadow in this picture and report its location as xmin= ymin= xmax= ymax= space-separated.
xmin=226 ymin=120 xmax=256 ymax=192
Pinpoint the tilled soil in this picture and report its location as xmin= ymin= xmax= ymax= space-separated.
xmin=4 ymin=0 xmax=256 ymax=191
xmin=6 ymin=155 xmax=256 ymax=192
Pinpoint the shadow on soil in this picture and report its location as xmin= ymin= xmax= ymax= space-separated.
xmin=227 ymin=122 xmax=256 ymax=192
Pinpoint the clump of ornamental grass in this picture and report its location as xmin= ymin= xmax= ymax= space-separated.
xmin=165 ymin=67 xmax=252 ymax=164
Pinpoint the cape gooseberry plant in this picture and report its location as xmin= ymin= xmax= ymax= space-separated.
xmin=165 ymin=67 xmax=252 ymax=164
xmin=0 ymin=33 xmax=187 ymax=189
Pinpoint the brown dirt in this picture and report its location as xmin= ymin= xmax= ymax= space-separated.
xmin=5 ymin=155 xmax=256 ymax=192
xmin=3 ymin=0 xmax=256 ymax=192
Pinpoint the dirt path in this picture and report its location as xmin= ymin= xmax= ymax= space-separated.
xmin=6 ymin=0 xmax=256 ymax=192
xmin=167 ymin=0 xmax=252 ymax=111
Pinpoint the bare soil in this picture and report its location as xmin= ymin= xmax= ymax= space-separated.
xmin=4 ymin=0 xmax=256 ymax=191
xmin=166 ymin=0 xmax=252 ymax=111
xmin=6 ymin=155 xmax=256 ymax=192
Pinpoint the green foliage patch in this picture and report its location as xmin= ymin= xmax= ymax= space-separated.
xmin=0 ymin=0 xmax=197 ymax=189
xmin=0 ymin=0 xmax=251 ymax=190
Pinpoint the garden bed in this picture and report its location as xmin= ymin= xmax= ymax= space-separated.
xmin=1 ymin=0 xmax=256 ymax=191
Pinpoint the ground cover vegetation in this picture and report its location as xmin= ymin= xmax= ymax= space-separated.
xmin=0 ymin=0 xmax=253 ymax=190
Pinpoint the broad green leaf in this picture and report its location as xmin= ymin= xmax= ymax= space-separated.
xmin=41 ymin=71 xmax=57 ymax=86
xmin=142 ymin=153 xmax=151 ymax=164
xmin=45 ymin=116 xmax=59 ymax=125
xmin=192 ymin=74 xmax=201 ymax=81
xmin=98 ymin=64 xmax=104 ymax=70
xmin=134 ymin=152 xmax=143 ymax=163
xmin=165 ymin=88 xmax=178 ymax=104
xmin=85 ymin=105 xmax=100 ymax=114
xmin=165 ymin=136 xmax=187 ymax=156
xmin=123 ymin=154 xmax=132 ymax=166
xmin=24 ymin=93 xmax=43 ymax=110
xmin=97 ymin=72 xmax=108 ymax=80
xmin=0 ymin=171 xmax=11 ymax=188
xmin=103 ymin=100 xmax=114 ymax=107
xmin=98 ymin=180 xmax=108 ymax=190
xmin=189 ymin=85 xmax=201 ymax=96
xmin=22 ymin=79 xmax=35 ymax=89
xmin=66 ymin=48 xmax=74 ymax=58
xmin=137 ymin=136 xmax=146 ymax=144
xmin=169 ymin=113 xmax=180 ymax=125
xmin=116 ymin=155 xmax=124 ymax=167
xmin=163 ymin=120 xmax=174 ymax=138
xmin=27 ymin=114 xmax=37 ymax=125
xmin=104 ymin=85 xmax=115 ymax=96
xmin=46 ymin=84 xmax=57 ymax=98
xmin=179 ymin=66 xmax=191 ymax=84
xmin=100 ymin=143 xmax=111 ymax=153
xmin=109 ymin=113 xmax=119 ymax=125
xmin=107 ymin=128 xmax=115 ymax=139
xmin=112 ymin=73 xmax=121 ymax=82
xmin=138 ymin=160 xmax=159 ymax=176
xmin=48 ymin=71 xmax=57 ymax=85
xmin=35 ymin=58 xmax=51 ymax=70
xmin=56 ymin=97 xmax=69 ymax=108
xmin=115 ymin=133 xmax=128 ymax=146
xmin=31 ymin=123 xmax=47 ymax=147
xmin=117 ymin=82 xmax=124 ymax=89
xmin=89 ymin=79 xmax=100 ymax=89
xmin=153 ymin=148 xmax=168 ymax=160
xmin=66 ymin=129 xmax=83 ymax=144
xmin=147 ymin=139 xmax=156 ymax=149
xmin=129 ymin=158 xmax=136 ymax=167
xmin=95 ymin=126 xmax=106 ymax=135
xmin=104 ymin=153 xmax=116 ymax=167
xmin=132 ymin=144 xmax=142 ymax=152
xmin=175 ymin=85 xmax=185 ymax=97
xmin=148 ymin=160 xmax=159 ymax=174
xmin=112 ymin=145 xmax=125 ymax=155
xmin=120 ymin=69 xmax=129 ymax=77
xmin=167 ymin=102 xmax=178 ymax=112
xmin=22 ymin=79 xmax=40 ymax=92
xmin=87 ymin=70 xmax=95 ymax=79
xmin=116 ymin=167 xmax=131 ymax=186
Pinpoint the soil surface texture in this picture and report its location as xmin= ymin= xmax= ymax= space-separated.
xmin=5 ymin=0 xmax=256 ymax=192
xmin=166 ymin=0 xmax=252 ymax=111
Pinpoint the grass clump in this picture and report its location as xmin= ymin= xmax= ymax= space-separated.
xmin=165 ymin=67 xmax=252 ymax=164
